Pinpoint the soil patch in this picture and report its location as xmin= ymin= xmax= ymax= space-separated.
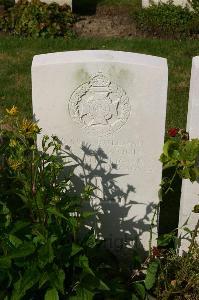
xmin=73 ymin=5 xmax=139 ymax=38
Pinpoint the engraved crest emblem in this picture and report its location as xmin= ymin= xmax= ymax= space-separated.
xmin=68 ymin=73 xmax=131 ymax=135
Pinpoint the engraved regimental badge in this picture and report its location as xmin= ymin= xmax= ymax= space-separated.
xmin=68 ymin=73 xmax=131 ymax=135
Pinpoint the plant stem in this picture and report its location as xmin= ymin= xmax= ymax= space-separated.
xmin=189 ymin=217 xmax=199 ymax=252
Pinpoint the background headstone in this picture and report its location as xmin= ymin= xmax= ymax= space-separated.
xmin=32 ymin=50 xmax=168 ymax=253
xmin=15 ymin=0 xmax=72 ymax=9
xmin=178 ymin=57 xmax=199 ymax=252
xmin=142 ymin=0 xmax=188 ymax=8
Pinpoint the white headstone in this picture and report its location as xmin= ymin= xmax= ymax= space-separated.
xmin=32 ymin=50 xmax=168 ymax=253
xmin=178 ymin=57 xmax=199 ymax=252
xmin=15 ymin=0 xmax=72 ymax=9
xmin=142 ymin=0 xmax=188 ymax=8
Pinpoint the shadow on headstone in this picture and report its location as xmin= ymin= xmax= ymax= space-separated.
xmin=158 ymin=168 xmax=182 ymax=242
xmin=73 ymin=0 xmax=102 ymax=15
xmin=61 ymin=143 xmax=157 ymax=260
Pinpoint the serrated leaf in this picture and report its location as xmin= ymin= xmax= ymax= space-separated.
xmin=44 ymin=288 xmax=59 ymax=300
xmin=144 ymin=261 xmax=159 ymax=290
xmin=39 ymin=272 xmax=48 ymax=288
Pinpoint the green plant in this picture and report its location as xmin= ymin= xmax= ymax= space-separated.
xmin=0 ymin=106 xmax=154 ymax=299
xmin=0 ymin=0 xmax=76 ymax=38
xmin=0 ymin=0 xmax=14 ymax=9
xmin=0 ymin=106 xmax=112 ymax=299
xmin=134 ymin=1 xmax=199 ymax=38
xmin=145 ymin=127 xmax=199 ymax=299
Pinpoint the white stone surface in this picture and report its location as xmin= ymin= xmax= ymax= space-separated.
xmin=178 ymin=57 xmax=199 ymax=252
xmin=142 ymin=0 xmax=188 ymax=8
xmin=32 ymin=50 xmax=168 ymax=253
xmin=15 ymin=0 xmax=72 ymax=9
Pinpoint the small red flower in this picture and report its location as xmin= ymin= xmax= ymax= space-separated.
xmin=168 ymin=128 xmax=179 ymax=137
xmin=152 ymin=246 xmax=161 ymax=258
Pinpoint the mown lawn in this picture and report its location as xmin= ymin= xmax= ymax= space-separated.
xmin=1 ymin=36 xmax=199 ymax=131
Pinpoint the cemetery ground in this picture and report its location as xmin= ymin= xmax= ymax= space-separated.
xmin=1 ymin=35 xmax=199 ymax=236
xmin=1 ymin=2 xmax=199 ymax=299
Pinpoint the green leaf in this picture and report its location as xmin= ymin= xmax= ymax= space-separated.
xmin=44 ymin=288 xmax=59 ymax=300
xmin=132 ymin=283 xmax=146 ymax=299
xmin=157 ymin=233 xmax=175 ymax=247
xmin=11 ymin=266 xmax=40 ymax=300
xmin=49 ymin=265 xmax=65 ymax=293
xmin=144 ymin=261 xmax=159 ymax=290
xmin=10 ymin=221 xmax=30 ymax=234
xmin=81 ymin=211 xmax=96 ymax=219
xmin=75 ymin=255 xmax=94 ymax=276
xmin=82 ymin=231 xmax=97 ymax=249
xmin=163 ymin=140 xmax=178 ymax=158
xmin=39 ymin=272 xmax=49 ymax=288
xmin=69 ymin=288 xmax=94 ymax=300
xmin=47 ymin=207 xmax=67 ymax=220
xmin=70 ymin=243 xmax=83 ymax=257
xmin=0 ymin=257 xmax=11 ymax=269
xmin=9 ymin=242 xmax=35 ymax=258
xmin=8 ymin=234 xmax=23 ymax=247
xmin=131 ymin=294 xmax=139 ymax=300
xmin=38 ymin=240 xmax=54 ymax=268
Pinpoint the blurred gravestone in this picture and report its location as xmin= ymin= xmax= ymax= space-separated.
xmin=142 ymin=0 xmax=188 ymax=7
xmin=32 ymin=50 xmax=168 ymax=253
xmin=178 ymin=57 xmax=199 ymax=252
xmin=15 ymin=0 xmax=72 ymax=9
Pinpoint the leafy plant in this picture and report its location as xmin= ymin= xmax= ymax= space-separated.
xmin=0 ymin=0 xmax=14 ymax=9
xmin=147 ymin=127 xmax=199 ymax=299
xmin=0 ymin=106 xmax=152 ymax=299
xmin=0 ymin=106 xmax=113 ymax=299
xmin=0 ymin=0 xmax=76 ymax=38
xmin=134 ymin=1 xmax=199 ymax=39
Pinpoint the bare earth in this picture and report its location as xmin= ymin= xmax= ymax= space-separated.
xmin=73 ymin=5 xmax=138 ymax=38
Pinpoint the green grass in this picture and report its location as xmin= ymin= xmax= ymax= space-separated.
xmin=1 ymin=36 xmax=199 ymax=131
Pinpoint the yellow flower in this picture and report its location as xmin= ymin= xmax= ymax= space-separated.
xmin=6 ymin=105 xmax=18 ymax=116
xmin=8 ymin=158 xmax=23 ymax=171
xmin=9 ymin=139 xmax=17 ymax=148
xmin=20 ymin=119 xmax=41 ymax=135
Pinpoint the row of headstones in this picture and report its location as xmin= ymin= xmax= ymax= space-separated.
xmin=15 ymin=0 xmax=72 ymax=9
xmin=142 ymin=0 xmax=188 ymax=8
xmin=15 ymin=0 xmax=189 ymax=10
xmin=32 ymin=50 xmax=199 ymax=253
